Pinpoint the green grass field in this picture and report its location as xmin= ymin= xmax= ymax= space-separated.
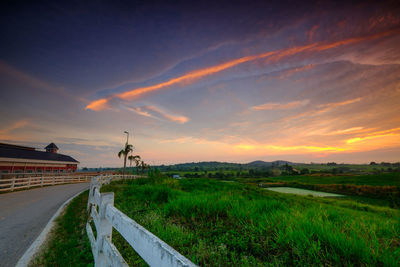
xmin=100 ymin=177 xmax=400 ymax=266
xmin=36 ymin=175 xmax=400 ymax=266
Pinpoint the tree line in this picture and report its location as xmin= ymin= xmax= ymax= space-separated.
xmin=118 ymin=143 xmax=150 ymax=175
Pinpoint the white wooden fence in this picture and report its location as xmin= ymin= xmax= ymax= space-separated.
xmin=87 ymin=176 xmax=197 ymax=267
xmin=0 ymin=173 xmax=137 ymax=192
xmin=0 ymin=174 xmax=91 ymax=192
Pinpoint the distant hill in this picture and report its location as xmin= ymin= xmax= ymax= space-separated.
xmin=247 ymin=160 xmax=292 ymax=167
xmin=155 ymin=160 xmax=294 ymax=171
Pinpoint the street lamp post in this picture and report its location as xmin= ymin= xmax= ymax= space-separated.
xmin=123 ymin=131 xmax=129 ymax=177
xmin=124 ymin=131 xmax=129 ymax=145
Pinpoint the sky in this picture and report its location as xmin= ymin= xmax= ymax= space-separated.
xmin=0 ymin=0 xmax=400 ymax=167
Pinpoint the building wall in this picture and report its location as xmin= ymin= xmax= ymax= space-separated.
xmin=0 ymin=163 xmax=77 ymax=174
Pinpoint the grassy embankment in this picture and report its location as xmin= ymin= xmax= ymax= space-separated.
xmin=35 ymin=176 xmax=400 ymax=266
xmin=32 ymin=191 xmax=93 ymax=266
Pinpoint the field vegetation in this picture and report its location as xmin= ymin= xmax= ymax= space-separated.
xmin=156 ymin=162 xmax=400 ymax=208
xmin=99 ymin=173 xmax=399 ymax=266
xmin=32 ymin=191 xmax=93 ymax=266
xmin=37 ymin=162 xmax=400 ymax=266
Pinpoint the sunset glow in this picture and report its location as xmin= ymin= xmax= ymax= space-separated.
xmin=1 ymin=1 xmax=400 ymax=166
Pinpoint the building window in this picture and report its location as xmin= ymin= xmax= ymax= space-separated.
xmin=60 ymin=169 xmax=64 ymax=173
xmin=1 ymin=170 xmax=10 ymax=174
xmin=46 ymin=170 xmax=51 ymax=173
xmin=36 ymin=169 xmax=43 ymax=173
xmin=53 ymin=170 xmax=58 ymax=173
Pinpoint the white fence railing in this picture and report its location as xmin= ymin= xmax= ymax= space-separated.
xmin=0 ymin=174 xmax=137 ymax=193
xmin=0 ymin=175 xmax=91 ymax=192
xmin=87 ymin=176 xmax=197 ymax=267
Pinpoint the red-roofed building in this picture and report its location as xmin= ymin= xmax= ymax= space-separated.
xmin=0 ymin=142 xmax=79 ymax=175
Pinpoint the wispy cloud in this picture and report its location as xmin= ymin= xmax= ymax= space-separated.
xmin=0 ymin=120 xmax=29 ymax=138
xmin=317 ymin=97 xmax=362 ymax=110
xmin=234 ymin=144 xmax=347 ymax=153
xmin=159 ymin=136 xmax=211 ymax=144
xmin=280 ymin=97 xmax=363 ymax=123
xmin=346 ymin=127 xmax=400 ymax=144
xmin=251 ymin=100 xmax=309 ymax=111
xmin=125 ymin=106 xmax=153 ymax=118
xmin=85 ymin=50 xmax=276 ymax=111
xmin=321 ymin=127 xmax=375 ymax=136
xmin=276 ymin=64 xmax=315 ymax=79
xmin=85 ymin=28 xmax=400 ymax=111
xmin=0 ymin=60 xmax=78 ymax=100
xmin=307 ymin=25 xmax=319 ymax=41
xmin=126 ymin=105 xmax=189 ymax=124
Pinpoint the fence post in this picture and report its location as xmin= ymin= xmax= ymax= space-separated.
xmin=87 ymin=177 xmax=95 ymax=211
xmin=41 ymin=174 xmax=44 ymax=187
xmin=28 ymin=176 xmax=31 ymax=188
xmin=11 ymin=176 xmax=15 ymax=191
xmin=52 ymin=176 xmax=55 ymax=185
xmin=95 ymin=192 xmax=114 ymax=267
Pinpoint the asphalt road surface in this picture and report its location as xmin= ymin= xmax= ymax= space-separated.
xmin=0 ymin=183 xmax=89 ymax=267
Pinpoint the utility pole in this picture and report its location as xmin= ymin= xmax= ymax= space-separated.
xmin=124 ymin=131 xmax=129 ymax=145
xmin=123 ymin=131 xmax=129 ymax=177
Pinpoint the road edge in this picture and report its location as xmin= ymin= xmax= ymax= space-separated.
xmin=15 ymin=188 xmax=88 ymax=267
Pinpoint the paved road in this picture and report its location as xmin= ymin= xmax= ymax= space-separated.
xmin=0 ymin=183 xmax=89 ymax=267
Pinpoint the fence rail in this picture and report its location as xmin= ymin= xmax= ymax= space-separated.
xmin=0 ymin=174 xmax=137 ymax=192
xmin=87 ymin=176 xmax=197 ymax=267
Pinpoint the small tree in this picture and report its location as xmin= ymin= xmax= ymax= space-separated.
xmin=140 ymin=161 xmax=150 ymax=174
xmin=118 ymin=143 xmax=133 ymax=177
xmin=128 ymin=155 xmax=141 ymax=175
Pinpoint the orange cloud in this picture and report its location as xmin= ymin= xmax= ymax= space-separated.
xmin=111 ymin=50 xmax=276 ymax=103
xmin=85 ymin=98 xmax=110 ymax=111
xmin=154 ymin=125 xmax=400 ymax=159
xmin=251 ymin=100 xmax=309 ymax=110
xmin=317 ymin=97 xmax=361 ymax=110
xmin=346 ymin=127 xmax=400 ymax=144
xmin=0 ymin=120 xmax=29 ymax=140
xmin=0 ymin=120 xmax=28 ymax=134
xmin=314 ymin=28 xmax=398 ymax=52
xmin=325 ymin=127 xmax=373 ymax=135
xmin=228 ymin=127 xmax=400 ymax=157
xmin=86 ymin=28 xmax=400 ymax=111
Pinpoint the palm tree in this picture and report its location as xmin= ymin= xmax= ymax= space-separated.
xmin=140 ymin=160 xmax=150 ymax=174
xmin=128 ymin=155 xmax=141 ymax=175
xmin=118 ymin=144 xmax=133 ymax=177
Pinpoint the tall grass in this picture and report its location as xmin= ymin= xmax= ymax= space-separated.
xmin=102 ymin=178 xmax=400 ymax=266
